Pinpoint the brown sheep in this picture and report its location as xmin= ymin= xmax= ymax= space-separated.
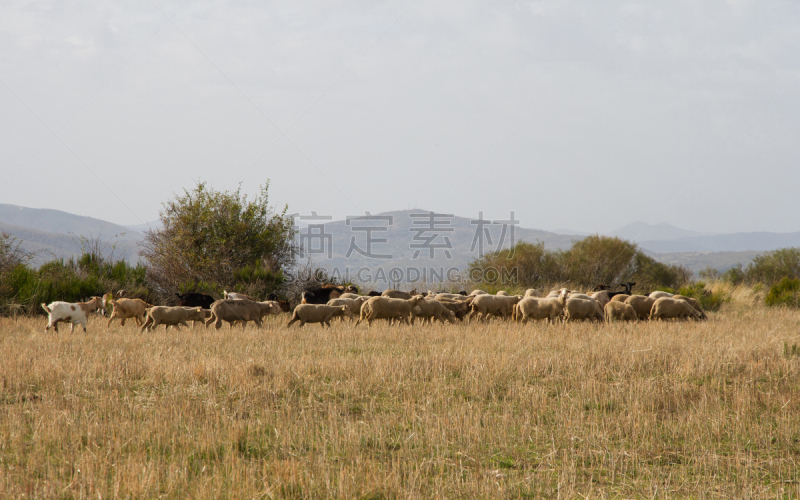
xmin=604 ymin=301 xmax=638 ymax=323
xmin=141 ymin=306 xmax=206 ymax=332
xmin=564 ymin=297 xmax=604 ymax=322
xmin=287 ymin=304 xmax=353 ymax=328
xmin=625 ymin=295 xmax=656 ymax=320
xmin=650 ymin=297 xmax=703 ymax=321
xmin=107 ymin=298 xmax=151 ymax=327
xmin=411 ymin=298 xmax=457 ymax=325
xmin=672 ymin=295 xmax=708 ymax=320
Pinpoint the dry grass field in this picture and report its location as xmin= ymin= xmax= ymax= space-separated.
xmin=2 ymin=301 xmax=800 ymax=498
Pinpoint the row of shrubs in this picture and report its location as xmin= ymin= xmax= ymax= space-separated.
xmin=699 ymin=247 xmax=800 ymax=287
xmin=469 ymin=237 xmax=800 ymax=311
xmin=699 ymin=248 xmax=800 ymax=309
xmin=0 ymin=255 xmax=297 ymax=317
xmin=468 ymin=236 xmax=693 ymax=294
xmin=3 ymin=233 xmax=800 ymax=315
xmin=0 ymin=253 xmax=152 ymax=316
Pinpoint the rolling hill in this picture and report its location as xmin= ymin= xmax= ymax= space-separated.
xmin=2 ymin=204 xmax=798 ymax=276
xmin=0 ymin=204 xmax=143 ymax=266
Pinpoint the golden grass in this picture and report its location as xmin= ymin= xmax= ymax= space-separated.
xmin=2 ymin=306 xmax=800 ymax=498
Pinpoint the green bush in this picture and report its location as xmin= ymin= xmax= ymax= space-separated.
xmin=721 ymin=264 xmax=746 ymax=286
xmin=468 ymin=236 xmax=691 ymax=291
xmin=0 ymin=254 xmax=151 ymax=315
xmin=765 ymin=277 xmax=800 ymax=308
xmin=140 ymin=181 xmax=296 ymax=302
xmin=678 ymin=282 xmax=727 ymax=312
xmin=746 ymin=248 xmax=800 ymax=286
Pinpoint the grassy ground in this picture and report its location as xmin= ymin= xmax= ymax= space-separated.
xmin=2 ymin=304 xmax=800 ymax=498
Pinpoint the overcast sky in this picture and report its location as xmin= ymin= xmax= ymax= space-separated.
xmin=1 ymin=0 xmax=799 ymax=234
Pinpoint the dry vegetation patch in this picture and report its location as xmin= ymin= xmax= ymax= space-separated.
xmin=2 ymin=309 xmax=800 ymax=498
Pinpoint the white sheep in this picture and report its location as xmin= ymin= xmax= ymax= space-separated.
xmin=287 ymin=304 xmax=353 ymax=328
xmin=564 ymin=297 xmax=605 ymax=322
xmin=356 ymin=296 xmax=424 ymax=327
xmin=224 ymin=291 xmax=254 ymax=301
xmin=589 ymin=291 xmax=611 ymax=308
xmin=516 ymin=290 xmax=567 ymax=324
xmin=327 ymin=296 xmax=369 ymax=320
xmin=468 ymin=294 xmax=521 ymax=322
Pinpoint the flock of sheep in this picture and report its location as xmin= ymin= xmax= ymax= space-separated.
xmin=40 ymin=291 xmax=286 ymax=333
xmin=289 ymin=285 xmax=708 ymax=327
xmin=39 ymin=283 xmax=707 ymax=333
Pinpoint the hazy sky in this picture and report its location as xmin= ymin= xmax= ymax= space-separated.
xmin=1 ymin=0 xmax=799 ymax=234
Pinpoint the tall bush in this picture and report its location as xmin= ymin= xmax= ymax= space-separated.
xmin=468 ymin=235 xmax=690 ymax=291
xmin=745 ymin=248 xmax=800 ymax=286
xmin=140 ymin=181 xmax=297 ymax=301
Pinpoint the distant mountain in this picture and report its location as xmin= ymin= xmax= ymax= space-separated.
xmin=296 ymin=209 xmax=578 ymax=285
xmin=0 ymin=204 xmax=143 ymax=266
xmin=0 ymin=222 xmax=142 ymax=267
xmin=0 ymin=204 xmax=139 ymax=238
xmin=125 ymin=220 xmax=162 ymax=233
xmin=548 ymin=228 xmax=590 ymax=236
xmin=2 ymin=204 xmax=797 ymax=278
xmin=638 ymin=232 xmax=800 ymax=253
xmin=645 ymin=250 xmax=761 ymax=274
xmin=610 ymin=221 xmax=715 ymax=242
